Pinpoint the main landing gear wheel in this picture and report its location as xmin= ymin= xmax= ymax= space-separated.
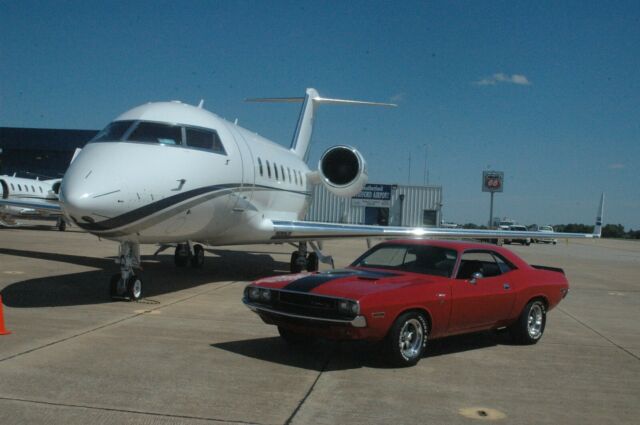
xmin=174 ymin=243 xmax=190 ymax=267
xmin=509 ymin=299 xmax=546 ymax=344
xmin=191 ymin=244 xmax=205 ymax=268
xmin=385 ymin=311 xmax=428 ymax=367
xmin=306 ymin=252 xmax=319 ymax=272
xmin=290 ymin=252 xmax=304 ymax=273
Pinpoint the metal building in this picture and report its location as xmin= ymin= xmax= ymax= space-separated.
xmin=305 ymin=183 xmax=443 ymax=227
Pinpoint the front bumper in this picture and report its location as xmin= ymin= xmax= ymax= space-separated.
xmin=244 ymin=299 xmax=367 ymax=328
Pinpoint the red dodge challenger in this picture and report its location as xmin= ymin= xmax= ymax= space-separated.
xmin=243 ymin=240 xmax=569 ymax=367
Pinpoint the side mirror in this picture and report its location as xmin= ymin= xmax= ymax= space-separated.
xmin=469 ymin=272 xmax=483 ymax=285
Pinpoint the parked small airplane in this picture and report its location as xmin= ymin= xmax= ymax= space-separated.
xmin=11 ymin=88 xmax=603 ymax=301
xmin=0 ymin=174 xmax=66 ymax=230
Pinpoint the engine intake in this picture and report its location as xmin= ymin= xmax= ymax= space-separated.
xmin=318 ymin=146 xmax=367 ymax=197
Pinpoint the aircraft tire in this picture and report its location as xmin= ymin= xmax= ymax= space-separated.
xmin=126 ymin=275 xmax=143 ymax=301
xmin=110 ymin=274 xmax=123 ymax=299
xmin=306 ymin=252 xmax=319 ymax=272
xmin=290 ymin=252 xmax=303 ymax=273
xmin=174 ymin=244 xmax=189 ymax=267
xmin=191 ymin=244 xmax=205 ymax=268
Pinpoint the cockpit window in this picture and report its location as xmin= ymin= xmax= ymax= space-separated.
xmin=91 ymin=120 xmax=135 ymax=142
xmin=127 ymin=122 xmax=182 ymax=145
xmin=185 ymin=128 xmax=226 ymax=154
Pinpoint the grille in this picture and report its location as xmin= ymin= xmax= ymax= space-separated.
xmin=272 ymin=291 xmax=353 ymax=320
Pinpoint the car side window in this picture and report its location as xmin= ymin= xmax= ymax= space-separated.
xmin=457 ymin=251 xmax=502 ymax=279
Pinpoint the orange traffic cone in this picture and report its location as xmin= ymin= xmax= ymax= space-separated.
xmin=0 ymin=295 xmax=11 ymax=335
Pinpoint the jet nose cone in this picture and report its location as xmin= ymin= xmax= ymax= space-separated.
xmin=59 ymin=178 xmax=94 ymax=222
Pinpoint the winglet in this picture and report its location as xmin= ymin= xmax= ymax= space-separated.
xmin=593 ymin=193 xmax=605 ymax=238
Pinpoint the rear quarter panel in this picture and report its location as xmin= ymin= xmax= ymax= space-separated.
xmin=509 ymin=268 xmax=569 ymax=319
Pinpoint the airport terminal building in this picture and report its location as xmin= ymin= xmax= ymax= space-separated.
xmin=306 ymin=183 xmax=443 ymax=227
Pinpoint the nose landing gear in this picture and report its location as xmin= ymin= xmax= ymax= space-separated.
xmin=110 ymin=241 xmax=143 ymax=301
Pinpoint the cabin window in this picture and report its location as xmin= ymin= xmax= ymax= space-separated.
xmin=39 ymin=187 xmax=43 ymax=193
xmin=127 ymin=122 xmax=182 ymax=145
xmin=18 ymin=184 xmax=22 ymax=191
xmin=294 ymin=171 xmax=298 ymax=185
xmin=266 ymin=160 xmax=271 ymax=178
xmin=31 ymin=185 xmax=35 ymax=192
xmin=258 ymin=158 xmax=263 ymax=176
xmin=185 ymin=127 xmax=226 ymax=154
xmin=281 ymin=166 xmax=285 ymax=182
xmin=274 ymin=163 xmax=279 ymax=180
xmin=299 ymin=171 xmax=304 ymax=186
xmin=10 ymin=184 xmax=15 ymax=191
xmin=287 ymin=167 xmax=292 ymax=183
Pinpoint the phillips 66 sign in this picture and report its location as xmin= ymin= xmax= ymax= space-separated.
xmin=482 ymin=171 xmax=504 ymax=192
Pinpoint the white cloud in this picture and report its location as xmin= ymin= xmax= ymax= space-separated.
xmin=389 ymin=92 xmax=405 ymax=103
xmin=475 ymin=73 xmax=532 ymax=86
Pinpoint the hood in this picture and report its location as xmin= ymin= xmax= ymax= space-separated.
xmin=255 ymin=268 xmax=429 ymax=300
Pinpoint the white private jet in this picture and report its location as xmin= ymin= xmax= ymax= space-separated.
xmin=0 ymin=174 xmax=66 ymax=230
xmin=52 ymin=88 xmax=602 ymax=301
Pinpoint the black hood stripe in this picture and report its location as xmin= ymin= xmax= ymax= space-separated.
xmin=283 ymin=269 xmax=399 ymax=293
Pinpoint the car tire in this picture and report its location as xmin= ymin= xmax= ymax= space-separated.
xmin=385 ymin=311 xmax=428 ymax=367
xmin=278 ymin=326 xmax=315 ymax=345
xmin=510 ymin=299 xmax=546 ymax=344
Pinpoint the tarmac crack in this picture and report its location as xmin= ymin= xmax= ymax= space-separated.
xmin=0 ymin=281 xmax=239 ymax=364
xmin=283 ymin=350 xmax=333 ymax=425
xmin=0 ymin=396 xmax=265 ymax=425
xmin=558 ymin=307 xmax=639 ymax=361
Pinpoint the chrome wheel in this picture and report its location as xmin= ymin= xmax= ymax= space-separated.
xmin=527 ymin=303 xmax=543 ymax=339
xmin=399 ymin=318 xmax=425 ymax=360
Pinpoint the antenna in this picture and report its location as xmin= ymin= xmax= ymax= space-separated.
xmin=197 ymin=99 xmax=204 ymax=108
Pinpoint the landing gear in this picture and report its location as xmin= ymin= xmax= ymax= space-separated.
xmin=174 ymin=243 xmax=190 ymax=267
xmin=191 ymin=244 xmax=205 ymax=268
xmin=174 ymin=242 xmax=205 ymax=268
xmin=56 ymin=217 xmax=66 ymax=231
xmin=289 ymin=243 xmax=322 ymax=273
xmin=110 ymin=241 xmax=143 ymax=301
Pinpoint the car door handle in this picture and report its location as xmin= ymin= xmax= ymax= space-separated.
xmin=503 ymin=283 xmax=511 ymax=290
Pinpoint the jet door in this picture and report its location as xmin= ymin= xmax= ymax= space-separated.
xmin=221 ymin=122 xmax=255 ymax=213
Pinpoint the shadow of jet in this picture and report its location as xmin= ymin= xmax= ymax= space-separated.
xmin=0 ymin=247 xmax=288 ymax=308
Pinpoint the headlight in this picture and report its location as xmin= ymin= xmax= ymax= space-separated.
xmin=261 ymin=289 xmax=272 ymax=302
xmin=248 ymin=287 xmax=261 ymax=301
xmin=337 ymin=299 xmax=359 ymax=316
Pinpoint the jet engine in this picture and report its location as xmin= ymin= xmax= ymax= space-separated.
xmin=317 ymin=145 xmax=367 ymax=197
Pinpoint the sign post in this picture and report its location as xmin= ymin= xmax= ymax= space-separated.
xmin=482 ymin=171 xmax=504 ymax=228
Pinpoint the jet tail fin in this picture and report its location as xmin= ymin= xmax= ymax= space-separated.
xmin=593 ymin=193 xmax=605 ymax=237
xmin=247 ymin=88 xmax=396 ymax=161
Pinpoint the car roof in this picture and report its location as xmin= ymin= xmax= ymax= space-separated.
xmin=379 ymin=239 xmax=529 ymax=267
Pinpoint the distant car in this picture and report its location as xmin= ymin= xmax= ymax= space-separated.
xmin=534 ymin=225 xmax=558 ymax=244
xmin=243 ymin=240 xmax=569 ymax=367
xmin=504 ymin=225 xmax=531 ymax=245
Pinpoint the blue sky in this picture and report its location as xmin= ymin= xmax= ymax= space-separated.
xmin=1 ymin=1 xmax=638 ymax=228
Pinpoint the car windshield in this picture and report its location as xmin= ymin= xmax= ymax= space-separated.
xmin=351 ymin=244 xmax=458 ymax=277
xmin=540 ymin=226 xmax=553 ymax=231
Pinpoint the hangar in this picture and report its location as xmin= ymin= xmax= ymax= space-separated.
xmin=306 ymin=183 xmax=443 ymax=227
xmin=0 ymin=127 xmax=97 ymax=178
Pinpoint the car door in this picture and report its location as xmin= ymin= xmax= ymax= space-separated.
xmin=449 ymin=250 xmax=516 ymax=332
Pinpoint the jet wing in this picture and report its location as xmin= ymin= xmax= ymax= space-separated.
xmin=271 ymin=193 xmax=605 ymax=242
xmin=270 ymin=220 xmax=600 ymax=241
xmin=0 ymin=198 xmax=62 ymax=215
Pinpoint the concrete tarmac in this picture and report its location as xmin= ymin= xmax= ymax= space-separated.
xmin=0 ymin=226 xmax=638 ymax=424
